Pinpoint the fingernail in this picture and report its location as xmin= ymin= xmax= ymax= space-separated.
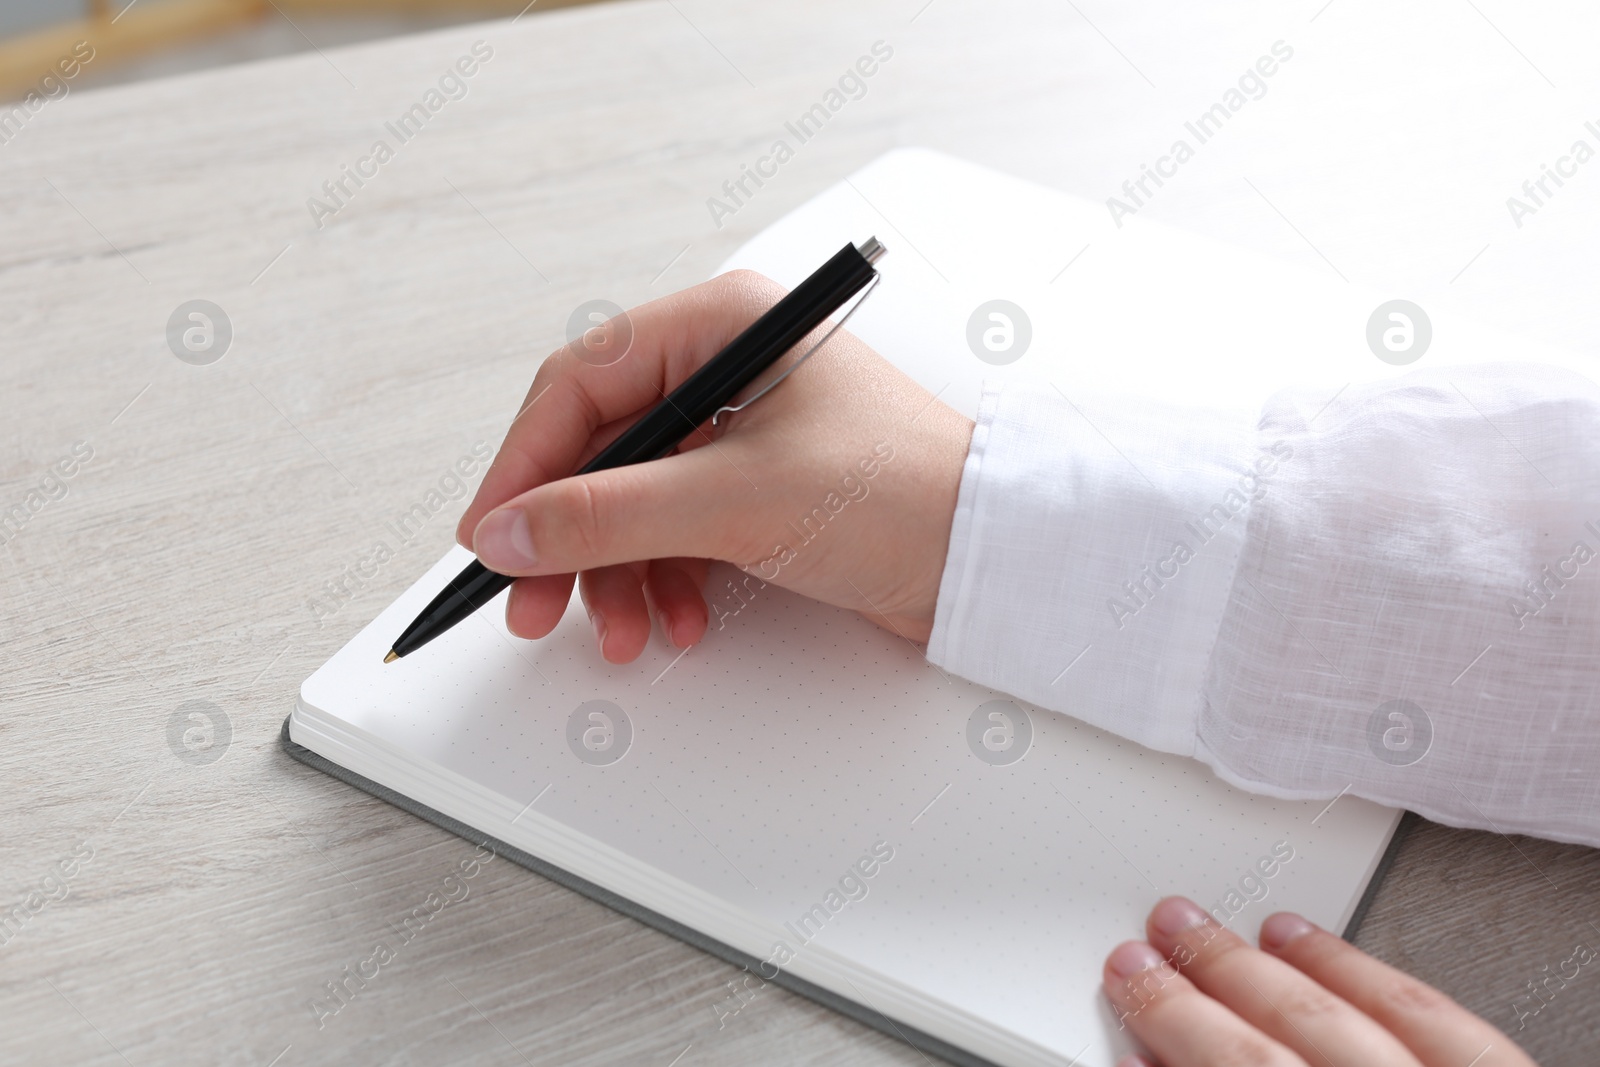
xmin=657 ymin=610 xmax=675 ymax=647
xmin=1151 ymin=897 xmax=1210 ymax=938
xmin=476 ymin=509 xmax=537 ymax=571
xmin=591 ymin=610 xmax=607 ymax=651
xmin=1106 ymin=941 xmax=1165 ymax=980
xmin=1260 ymin=912 xmax=1315 ymax=951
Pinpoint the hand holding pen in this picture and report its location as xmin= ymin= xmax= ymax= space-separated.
xmin=431 ymin=261 xmax=975 ymax=663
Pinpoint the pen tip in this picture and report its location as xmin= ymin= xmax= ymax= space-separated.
xmin=384 ymin=650 xmax=399 ymax=664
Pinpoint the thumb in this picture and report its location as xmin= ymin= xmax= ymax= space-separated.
xmin=470 ymin=443 xmax=756 ymax=575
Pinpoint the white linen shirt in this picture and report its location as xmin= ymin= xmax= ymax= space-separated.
xmin=927 ymin=363 xmax=1600 ymax=848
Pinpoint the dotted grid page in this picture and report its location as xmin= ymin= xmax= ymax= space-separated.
xmin=298 ymin=543 xmax=1399 ymax=1067
xmin=289 ymin=148 xmax=1483 ymax=1066
xmin=722 ymin=148 xmax=1590 ymax=428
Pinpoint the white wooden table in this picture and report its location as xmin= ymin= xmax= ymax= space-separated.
xmin=2 ymin=1 xmax=1597 ymax=1063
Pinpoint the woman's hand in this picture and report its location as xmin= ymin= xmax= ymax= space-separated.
xmin=1105 ymin=897 xmax=1537 ymax=1067
xmin=457 ymin=270 xmax=974 ymax=662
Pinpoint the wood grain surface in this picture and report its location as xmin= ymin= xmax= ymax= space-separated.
xmin=1 ymin=1 xmax=1596 ymax=1064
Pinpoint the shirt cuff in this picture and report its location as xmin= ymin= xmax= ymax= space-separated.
xmin=926 ymin=380 xmax=1263 ymax=757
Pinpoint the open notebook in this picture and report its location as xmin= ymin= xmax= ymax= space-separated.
xmin=288 ymin=147 xmax=1599 ymax=1066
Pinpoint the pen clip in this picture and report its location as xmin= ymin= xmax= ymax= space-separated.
xmin=711 ymin=272 xmax=882 ymax=427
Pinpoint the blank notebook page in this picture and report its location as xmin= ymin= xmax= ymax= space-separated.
xmin=295 ymin=148 xmax=1456 ymax=1066
xmin=298 ymin=547 xmax=1398 ymax=1066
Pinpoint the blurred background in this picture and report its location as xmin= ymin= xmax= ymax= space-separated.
xmin=0 ymin=0 xmax=606 ymax=97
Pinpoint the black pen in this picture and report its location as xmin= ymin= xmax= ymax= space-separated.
xmin=385 ymin=237 xmax=887 ymax=662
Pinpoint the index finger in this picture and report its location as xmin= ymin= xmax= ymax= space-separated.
xmin=456 ymin=269 xmax=787 ymax=546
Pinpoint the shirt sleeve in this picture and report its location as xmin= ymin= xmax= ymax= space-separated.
xmin=926 ymin=363 xmax=1600 ymax=848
